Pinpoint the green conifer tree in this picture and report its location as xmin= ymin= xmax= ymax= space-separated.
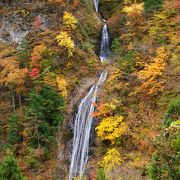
xmin=0 ymin=154 xmax=26 ymax=180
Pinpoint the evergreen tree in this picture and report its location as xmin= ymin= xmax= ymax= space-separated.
xmin=144 ymin=0 xmax=163 ymax=11
xmin=26 ymin=86 xmax=65 ymax=148
xmin=0 ymin=154 xmax=25 ymax=180
xmin=7 ymin=115 xmax=21 ymax=146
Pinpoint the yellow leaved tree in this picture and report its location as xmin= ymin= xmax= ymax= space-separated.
xmin=63 ymin=12 xmax=78 ymax=30
xmin=123 ymin=2 xmax=144 ymax=16
xmin=43 ymin=72 xmax=57 ymax=87
xmin=137 ymin=46 xmax=167 ymax=95
xmin=56 ymin=76 xmax=67 ymax=98
xmin=56 ymin=31 xmax=74 ymax=57
xmin=56 ymin=11 xmax=77 ymax=57
xmin=96 ymin=115 xmax=128 ymax=144
xmin=100 ymin=148 xmax=123 ymax=171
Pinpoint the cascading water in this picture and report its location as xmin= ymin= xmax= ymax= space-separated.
xmin=68 ymin=29 xmax=110 ymax=178
xmin=94 ymin=0 xmax=99 ymax=12
xmin=68 ymin=71 xmax=108 ymax=180
xmin=99 ymin=23 xmax=110 ymax=62
xmin=68 ymin=2 xmax=110 ymax=179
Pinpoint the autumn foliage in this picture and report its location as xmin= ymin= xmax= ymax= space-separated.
xmin=0 ymin=58 xmax=28 ymax=93
xmin=63 ymin=12 xmax=78 ymax=30
xmin=29 ymin=67 xmax=40 ymax=78
xmin=96 ymin=115 xmax=128 ymax=144
xmin=56 ymin=31 xmax=74 ymax=57
xmin=56 ymin=12 xmax=77 ymax=57
xmin=123 ymin=2 xmax=144 ymax=17
xmin=100 ymin=148 xmax=123 ymax=171
xmin=56 ymin=76 xmax=68 ymax=98
xmin=30 ymin=44 xmax=46 ymax=68
xmin=137 ymin=47 xmax=167 ymax=95
xmin=0 ymin=0 xmax=179 ymax=179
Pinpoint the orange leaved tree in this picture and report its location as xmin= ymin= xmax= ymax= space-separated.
xmin=0 ymin=57 xmax=28 ymax=112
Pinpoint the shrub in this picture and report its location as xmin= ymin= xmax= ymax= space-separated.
xmin=123 ymin=2 xmax=144 ymax=16
xmin=0 ymin=153 xmax=25 ymax=180
xmin=56 ymin=31 xmax=74 ymax=57
xmin=96 ymin=168 xmax=106 ymax=180
xmin=164 ymin=97 xmax=180 ymax=127
xmin=111 ymin=38 xmax=121 ymax=55
xmin=124 ymin=51 xmax=135 ymax=75
xmin=148 ymin=98 xmax=180 ymax=180
xmin=100 ymin=148 xmax=123 ymax=171
xmin=148 ymin=131 xmax=180 ymax=180
xmin=144 ymin=0 xmax=163 ymax=11
xmin=82 ymin=41 xmax=95 ymax=52
xmin=7 ymin=115 xmax=21 ymax=146
xmin=24 ymin=147 xmax=40 ymax=169
xmin=63 ymin=12 xmax=78 ymax=30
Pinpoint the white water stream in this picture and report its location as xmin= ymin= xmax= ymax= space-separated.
xmin=94 ymin=0 xmax=99 ymax=12
xmin=68 ymin=71 xmax=108 ymax=179
xmin=99 ymin=23 xmax=110 ymax=62
xmin=68 ymin=1 xmax=110 ymax=179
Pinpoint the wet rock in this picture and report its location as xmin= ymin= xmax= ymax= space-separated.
xmin=69 ymin=77 xmax=97 ymax=111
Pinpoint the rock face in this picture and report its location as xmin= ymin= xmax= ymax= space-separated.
xmin=0 ymin=14 xmax=29 ymax=44
xmin=69 ymin=77 xmax=97 ymax=114
xmin=0 ymin=13 xmax=50 ymax=45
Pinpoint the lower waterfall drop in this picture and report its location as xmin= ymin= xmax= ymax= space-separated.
xmin=68 ymin=71 xmax=108 ymax=180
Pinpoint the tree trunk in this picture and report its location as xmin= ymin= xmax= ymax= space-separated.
xmin=19 ymin=94 xmax=22 ymax=110
xmin=11 ymin=92 xmax=16 ymax=113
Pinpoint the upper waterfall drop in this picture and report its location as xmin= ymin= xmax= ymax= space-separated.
xmin=94 ymin=0 xmax=99 ymax=12
xmin=99 ymin=23 xmax=110 ymax=62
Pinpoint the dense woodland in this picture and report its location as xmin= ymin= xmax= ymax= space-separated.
xmin=0 ymin=0 xmax=179 ymax=179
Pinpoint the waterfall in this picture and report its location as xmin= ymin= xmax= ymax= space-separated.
xmin=68 ymin=5 xmax=110 ymax=180
xmin=99 ymin=23 xmax=110 ymax=62
xmin=94 ymin=0 xmax=99 ymax=12
xmin=68 ymin=71 xmax=108 ymax=180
